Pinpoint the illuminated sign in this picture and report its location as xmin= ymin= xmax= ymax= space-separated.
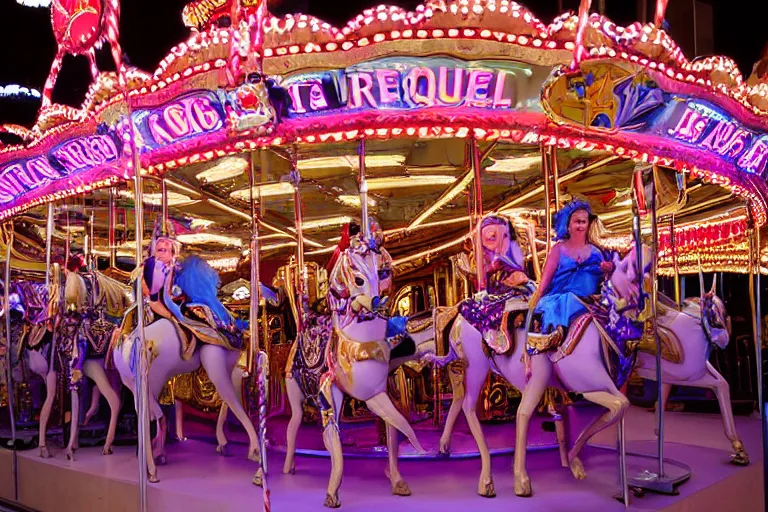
xmin=283 ymin=57 xmax=547 ymax=117
xmin=132 ymin=90 xmax=226 ymax=151
xmin=0 ymin=133 xmax=120 ymax=204
xmin=664 ymin=101 xmax=768 ymax=175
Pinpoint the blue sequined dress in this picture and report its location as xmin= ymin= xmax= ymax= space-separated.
xmin=534 ymin=244 xmax=604 ymax=334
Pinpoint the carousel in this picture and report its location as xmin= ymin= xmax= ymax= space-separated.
xmin=0 ymin=0 xmax=764 ymax=510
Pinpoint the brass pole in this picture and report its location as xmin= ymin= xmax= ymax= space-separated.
xmin=550 ymin=146 xmax=560 ymax=212
xmin=4 ymin=224 xmax=18 ymax=501
xmin=359 ymin=140 xmax=369 ymax=238
xmin=541 ymin=142 xmax=552 ymax=256
xmin=46 ymin=203 xmax=54 ymax=288
xmin=471 ymin=138 xmax=485 ymax=291
xmin=108 ymin=189 xmax=116 ymax=268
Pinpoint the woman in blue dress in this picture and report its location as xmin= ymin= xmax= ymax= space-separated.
xmin=527 ymin=199 xmax=614 ymax=354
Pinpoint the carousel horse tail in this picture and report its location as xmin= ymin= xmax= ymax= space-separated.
xmin=177 ymin=255 xmax=231 ymax=325
xmin=422 ymin=344 xmax=458 ymax=368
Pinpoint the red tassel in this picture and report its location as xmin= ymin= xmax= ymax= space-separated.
xmin=654 ymin=0 xmax=669 ymax=27
xmin=633 ymin=169 xmax=648 ymax=217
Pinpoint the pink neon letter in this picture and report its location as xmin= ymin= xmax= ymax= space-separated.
xmin=438 ymin=67 xmax=463 ymax=105
xmin=375 ymin=69 xmax=401 ymax=105
xmin=668 ymin=108 xmax=709 ymax=143
xmin=737 ymin=136 xmax=768 ymax=174
xmin=465 ymin=70 xmax=494 ymax=108
xmin=406 ymin=67 xmax=436 ymax=107
xmin=349 ymin=73 xmax=378 ymax=109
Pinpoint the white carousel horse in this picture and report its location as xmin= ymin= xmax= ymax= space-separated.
xmin=31 ymin=266 xmax=131 ymax=460
xmin=282 ymin=305 xmax=435 ymax=476
xmin=634 ymin=270 xmax=749 ymax=465
xmin=112 ymin=255 xmax=271 ymax=482
xmin=284 ymin=234 xmax=434 ymax=508
xmin=430 ymin=246 xmax=643 ymax=497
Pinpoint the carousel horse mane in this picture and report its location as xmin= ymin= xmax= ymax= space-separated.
xmin=93 ymin=270 xmax=133 ymax=318
xmin=64 ymin=271 xmax=88 ymax=309
xmin=176 ymin=255 xmax=233 ymax=326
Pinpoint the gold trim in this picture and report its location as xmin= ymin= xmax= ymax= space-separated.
xmin=264 ymin=40 xmax=571 ymax=76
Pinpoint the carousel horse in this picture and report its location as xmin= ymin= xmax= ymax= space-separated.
xmin=635 ymin=270 xmax=749 ymax=465
xmin=113 ymin=254 xmax=272 ymax=483
xmin=430 ymin=245 xmax=645 ymax=497
xmin=284 ymin=229 xmax=434 ymax=508
xmin=28 ymin=260 xmax=132 ymax=460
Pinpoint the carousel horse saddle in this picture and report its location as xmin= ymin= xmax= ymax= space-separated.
xmin=482 ymin=310 xmax=524 ymax=356
xmin=636 ymin=312 xmax=684 ymax=364
xmin=23 ymin=323 xmax=50 ymax=350
xmin=387 ymin=313 xmax=429 ymax=361
xmin=547 ymin=312 xmax=639 ymax=388
xmin=84 ymin=316 xmax=117 ymax=357
xmin=185 ymin=303 xmax=223 ymax=330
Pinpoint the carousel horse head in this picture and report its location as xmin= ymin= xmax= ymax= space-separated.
xmin=480 ymin=214 xmax=525 ymax=269
xmin=698 ymin=269 xmax=731 ymax=348
xmin=608 ymin=243 xmax=653 ymax=303
xmin=328 ymin=221 xmax=392 ymax=318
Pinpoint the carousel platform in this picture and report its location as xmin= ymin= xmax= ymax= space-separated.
xmin=0 ymin=405 xmax=760 ymax=512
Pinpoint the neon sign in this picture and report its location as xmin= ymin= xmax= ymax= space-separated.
xmin=283 ymin=57 xmax=546 ymax=117
xmin=0 ymin=133 xmax=120 ymax=204
xmin=132 ymin=90 xmax=225 ymax=151
xmin=665 ymin=101 xmax=768 ymax=175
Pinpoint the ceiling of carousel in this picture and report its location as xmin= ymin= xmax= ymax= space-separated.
xmin=2 ymin=139 xmax=757 ymax=285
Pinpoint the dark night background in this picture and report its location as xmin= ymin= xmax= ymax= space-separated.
xmin=0 ymin=0 xmax=765 ymax=127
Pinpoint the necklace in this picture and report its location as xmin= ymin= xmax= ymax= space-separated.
xmin=565 ymin=244 xmax=590 ymax=263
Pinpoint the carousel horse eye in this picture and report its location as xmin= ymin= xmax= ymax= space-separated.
xmin=354 ymin=277 xmax=365 ymax=287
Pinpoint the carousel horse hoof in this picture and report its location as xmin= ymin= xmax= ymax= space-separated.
xmin=175 ymin=436 xmax=188 ymax=442
xmin=392 ymin=480 xmax=411 ymax=496
xmin=148 ymin=472 xmax=159 ymax=484
xmin=39 ymin=446 xmax=52 ymax=459
xmin=248 ymin=448 xmax=260 ymax=463
xmin=631 ymin=486 xmax=645 ymax=498
xmin=730 ymin=451 xmax=750 ymax=466
xmin=568 ymin=456 xmax=587 ymax=480
xmin=103 ymin=446 xmax=113 ymax=456
xmin=216 ymin=444 xmax=229 ymax=457
xmin=437 ymin=449 xmax=450 ymax=459
xmin=252 ymin=468 xmax=264 ymax=487
xmin=514 ymin=474 xmax=532 ymax=497
xmin=478 ymin=479 xmax=496 ymax=498
xmin=283 ymin=463 xmax=295 ymax=475
xmin=324 ymin=493 xmax=341 ymax=508
xmin=65 ymin=448 xmax=76 ymax=461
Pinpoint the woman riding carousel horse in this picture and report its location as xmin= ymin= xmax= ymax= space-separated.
xmin=122 ymin=222 xmax=245 ymax=362
xmin=527 ymin=199 xmax=620 ymax=358
xmin=117 ymin=222 xmax=248 ymax=457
